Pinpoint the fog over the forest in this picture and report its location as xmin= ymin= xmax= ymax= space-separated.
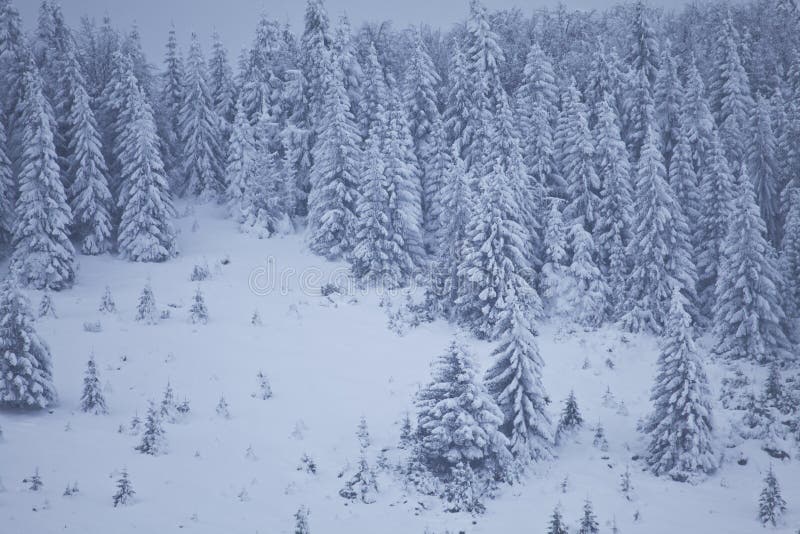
xmin=18 ymin=0 xmax=691 ymax=62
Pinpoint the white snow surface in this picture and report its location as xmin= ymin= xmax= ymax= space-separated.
xmin=1 ymin=203 xmax=797 ymax=533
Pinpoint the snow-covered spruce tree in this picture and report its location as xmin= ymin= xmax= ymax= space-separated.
xmin=593 ymin=98 xmax=632 ymax=317
xmin=306 ymin=52 xmax=361 ymax=260
xmin=112 ymin=469 xmax=135 ymax=507
xmin=712 ymin=164 xmax=792 ymax=364
xmin=37 ymin=291 xmax=55 ymax=318
xmin=294 ymin=505 xmax=311 ymax=534
xmin=577 ymin=498 xmax=600 ymax=534
xmin=515 ymin=43 xmax=562 ymax=198
xmin=653 ymin=43 xmax=683 ymax=169
xmin=555 ymin=80 xmax=600 ymax=234
xmin=403 ymin=29 xmax=443 ymax=243
xmin=622 ymin=0 xmax=658 ymax=161
xmin=0 ymin=279 xmax=57 ymax=408
xmin=414 ymin=340 xmax=512 ymax=480
xmin=63 ymin=53 xmax=112 ymax=255
xmin=711 ymin=14 xmax=753 ymax=166
xmin=208 ymin=31 xmax=235 ymax=135
xmin=351 ymin=129 xmax=398 ymax=286
xmin=159 ymin=23 xmax=184 ymax=183
xmin=758 ymin=465 xmax=786 ymax=527
xmin=782 ymin=182 xmax=800 ymax=318
xmin=455 ymin=163 xmax=535 ymax=340
xmin=485 ymin=298 xmax=552 ymax=463
xmin=359 ymin=42 xmax=388 ymax=139
xmin=189 ymin=287 xmax=208 ymax=324
xmin=339 ymin=455 xmax=378 ymax=504
xmin=179 ymin=33 xmax=224 ymax=199
xmin=10 ymin=58 xmax=75 ymax=290
xmin=620 ymin=125 xmax=696 ymax=334
xmin=0 ymin=104 xmax=13 ymax=246
xmin=540 ymin=198 xmax=569 ymax=315
xmin=695 ymin=129 xmax=735 ymax=317
xmin=748 ymin=94 xmax=781 ymax=247
xmin=554 ymin=390 xmax=583 ymax=444
xmin=225 ymin=96 xmax=256 ymax=217
xmin=136 ymin=400 xmax=166 ymax=455
xmin=80 ymin=354 xmax=107 ymax=415
xmin=116 ymin=68 xmax=176 ymax=262
xmin=682 ymin=58 xmax=715 ymax=174
xmin=644 ymin=289 xmax=717 ymax=482
xmin=432 ymin=150 xmax=474 ymax=317
xmin=381 ymin=85 xmax=425 ymax=270
xmin=585 ymin=45 xmax=624 ymax=126
xmin=669 ymin=119 xmax=700 ymax=254
xmin=547 ymin=505 xmax=568 ymax=534
xmin=443 ymin=43 xmax=471 ymax=161
xmin=135 ymin=283 xmax=157 ymax=324
xmin=421 ymin=115 xmax=452 ymax=244
xmin=565 ymin=223 xmax=608 ymax=328
xmin=332 ymin=14 xmax=361 ymax=119
xmin=300 ymin=0 xmax=332 ymax=125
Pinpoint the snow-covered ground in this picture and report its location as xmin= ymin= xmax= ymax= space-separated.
xmin=1 ymin=203 xmax=797 ymax=534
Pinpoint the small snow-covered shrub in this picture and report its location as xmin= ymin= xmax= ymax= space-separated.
xmin=83 ymin=321 xmax=102 ymax=333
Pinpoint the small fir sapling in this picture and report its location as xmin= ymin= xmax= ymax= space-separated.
xmin=216 ymin=395 xmax=231 ymax=418
xmin=339 ymin=455 xmax=378 ymax=504
xmin=251 ymin=309 xmax=262 ymax=325
xmin=620 ymin=465 xmax=633 ymax=500
xmin=112 ymin=469 xmax=135 ymax=507
xmin=758 ymin=465 xmax=786 ymax=527
xmin=63 ymin=482 xmax=79 ymax=496
xmin=135 ymin=283 xmax=158 ymax=324
xmin=547 ymin=505 xmax=569 ymax=534
xmin=294 ymin=506 xmax=310 ymax=534
xmin=593 ymin=422 xmax=609 ymax=451
xmin=80 ymin=354 xmax=108 ymax=414
xmin=38 ymin=291 xmax=56 ymax=318
xmin=99 ymin=286 xmax=116 ymax=313
xmin=25 ymin=468 xmax=43 ymax=491
xmin=254 ymin=371 xmax=272 ymax=399
xmin=136 ymin=401 xmax=166 ymax=455
xmin=357 ymin=416 xmax=371 ymax=451
xmin=189 ymin=287 xmax=208 ymax=324
xmin=160 ymin=382 xmax=176 ymax=421
xmin=443 ymin=462 xmax=484 ymax=514
xmin=555 ymin=390 xmax=583 ymax=443
xmin=602 ymin=386 xmax=615 ymax=407
xmin=299 ymin=453 xmax=317 ymax=474
xmin=129 ymin=412 xmax=142 ymax=434
xmin=578 ymin=498 xmax=600 ymax=534
xmin=399 ymin=412 xmax=414 ymax=449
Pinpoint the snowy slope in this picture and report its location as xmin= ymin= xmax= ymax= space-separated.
xmin=0 ymin=203 xmax=797 ymax=534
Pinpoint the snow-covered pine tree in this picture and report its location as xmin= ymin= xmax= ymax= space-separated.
xmin=136 ymin=400 xmax=166 ymax=455
xmin=711 ymin=13 xmax=754 ymax=166
xmin=116 ymin=67 xmax=176 ymax=262
xmin=565 ymin=223 xmax=608 ymax=327
xmin=555 ymin=390 xmax=583 ymax=444
xmin=515 ymin=43 xmax=562 ymax=198
xmin=654 ymin=42 xmax=683 ymax=169
xmin=10 ymin=58 xmax=75 ymax=290
xmin=547 ymin=505 xmax=568 ymax=534
xmin=758 ymin=465 xmax=787 ymax=526
xmin=135 ymin=283 xmax=157 ymax=324
xmin=225 ymin=96 xmax=256 ymax=218
xmin=712 ymin=163 xmax=792 ymax=364
xmin=80 ymin=354 xmax=107 ymax=415
xmin=63 ymin=52 xmax=112 ymax=255
xmin=0 ymin=279 xmax=57 ymax=408
xmin=306 ymin=51 xmax=361 ymax=260
xmin=485 ymin=298 xmax=552 ymax=463
xmin=455 ymin=162 xmax=535 ymax=339
xmin=555 ymin=80 xmax=600 ymax=234
xmin=748 ymin=94 xmax=781 ymax=247
xmin=621 ymin=125 xmax=696 ymax=334
xmin=415 ymin=340 xmax=512 ymax=480
xmin=593 ymin=98 xmax=632 ymax=317
xmin=577 ymin=498 xmax=600 ymax=534
xmin=112 ymin=469 xmax=135 ymax=507
xmin=179 ymin=33 xmax=224 ymax=199
xmin=645 ymin=289 xmax=717 ymax=482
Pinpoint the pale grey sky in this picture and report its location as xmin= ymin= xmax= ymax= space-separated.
xmin=18 ymin=0 xmax=687 ymax=64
